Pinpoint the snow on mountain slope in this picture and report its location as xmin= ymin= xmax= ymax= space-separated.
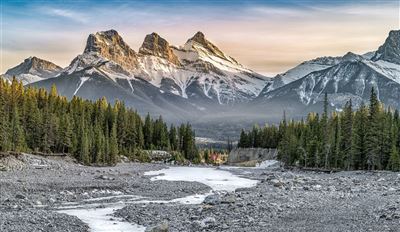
xmin=2 ymin=56 xmax=62 ymax=85
xmin=182 ymin=32 xmax=240 ymax=67
xmin=364 ymin=59 xmax=400 ymax=84
xmin=253 ymin=30 xmax=400 ymax=117
xmin=57 ymin=30 xmax=269 ymax=105
xmin=170 ymin=32 xmax=268 ymax=103
xmin=264 ymin=56 xmax=342 ymax=92
xmin=136 ymin=55 xmax=194 ymax=98
xmin=255 ymin=59 xmax=400 ymax=115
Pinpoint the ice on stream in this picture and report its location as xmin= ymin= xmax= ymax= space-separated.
xmin=59 ymin=203 xmax=146 ymax=232
xmin=145 ymin=166 xmax=258 ymax=192
xmin=58 ymin=166 xmax=258 ymax=232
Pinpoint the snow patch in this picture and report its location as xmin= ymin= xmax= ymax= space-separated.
xmin=255 ymin=160 xmax=280 ymax=168
xmin=59 ymin=204 xmax=145 ymax=232
xmin=144 ymin=167 xmax=258 ymax=192
xmin=74 ymin=76 xmax=90 ymax=95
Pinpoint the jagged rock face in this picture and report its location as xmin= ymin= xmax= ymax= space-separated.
xmin=84 ymin=30 xmax=139 ymax=70
xmin=341 ymin=52 xmax=363 ymax=62
xmin=139 ymin=33 xmax=180 ymax=66
xmin=5 ymin=56 xmax=61 ymax=78
xmin=184 ymin=31 xmax=239 ymax=65
xmin=254 ymin=29 xmax=400 ymax=118
xmin=306 ymin=56 xmax=343 ymax=66
xmin=373 ymin=30 xmax=400 ymax=64
xmin=136 ymin=31 xmax=268 ymax=105
xmin=28 ymin=29 xmax=269 ymax=122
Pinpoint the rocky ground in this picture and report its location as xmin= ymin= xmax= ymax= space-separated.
xmin=116 ymin=168 xmax=400 ymax=232
xmin=1 ymin=153 xmax=400 ymax=232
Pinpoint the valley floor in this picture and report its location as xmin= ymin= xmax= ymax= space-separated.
xmin=0 ymin=154 xmax=399 ymax=232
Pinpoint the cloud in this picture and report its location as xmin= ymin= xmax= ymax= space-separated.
xmin=1 ymin=1 xmax=398 ymax=75
xmin=45 ymin=8 xmax=89 ymax=23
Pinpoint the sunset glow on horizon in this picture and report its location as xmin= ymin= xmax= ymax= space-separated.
xmin=1 ymin=0 xmax=399 ymax=76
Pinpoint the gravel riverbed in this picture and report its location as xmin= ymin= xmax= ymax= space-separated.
xmin=1 ymin=154 xmax=399 ymax=232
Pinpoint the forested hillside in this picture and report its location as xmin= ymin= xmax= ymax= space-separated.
xmin=0 ymin=77 xmax=198 ymax=165
xmin=238 ymin=90 xmax=400 ymax=171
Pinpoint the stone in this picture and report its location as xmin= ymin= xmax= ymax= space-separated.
xmin=221 ymin=195 xmax=236 ymax=204
xmin=145 ymin=221 xmax=169 ymax=232
xmin=197 ymin=217 xmax=216 ymax=228
xmin=97 ymin=175 xmax=115 ymax=180
xmin=204 ymin=194 xmax=221 ymax=205
xmin=270 ymin=179 xmax=284 ymax=188
xmin=15 ymin=194 xmax=26 ymax=200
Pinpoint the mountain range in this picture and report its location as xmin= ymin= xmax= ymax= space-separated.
xmin=2 ymin=29 xmax=400 ymax=137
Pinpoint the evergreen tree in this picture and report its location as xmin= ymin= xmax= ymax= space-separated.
xmin=79 ymin=116 xmax=90 ymax=164
xmin=80 ymin=131 xmax=90 ymax=165
xmin=10 ymin=106 xmax=25 ymax=152
xmin=387 ymin=143 xmax=400 ymax=171
xmin=366 ymin=87 xmax=382 ymax=170
xmin=109 ymin=120 xmax=119 ymax=164
xmin=321 ymin=92 xmax=330 ymax=168
xmin=352 ymin=103 xmax=368 ymax=169
xmin=0 ymin=82 xmax=10 ymax=151
xmin=237 ymin=87 xmax=400 ymax=172
xmin=330 ymin=113 xmax=341 ymax=169
xmin=238 ymin=129 xmax=249 ymax=148
xmin=169 ymin=124 xmax=178 ymax=151
xmin=340 ymin=100 xmax=353 ymax=170
xmin=143 ymin=113 xmax=153 ymax=149
xmin=59 ymin=114 xmax=73 ymax=153
xmin=0 ymin=77 xmax=206 ymax=164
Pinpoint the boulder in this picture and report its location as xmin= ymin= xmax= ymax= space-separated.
xmin=145 ymin=221 xmax=169 ymax=232
xmin=203 ymin=194 xmax=221 ymax=205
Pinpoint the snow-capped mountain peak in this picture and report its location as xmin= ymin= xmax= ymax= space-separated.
xmin=253 ymin=29 xmax=400 ymax=119
xmin=6 ymin=56 xmax=61 ymax=77
xmin=182 ymin=31 xmax=240 ymax=66
xmin=264 ymin=55 xmax=342 ymax=92
xmin=10 ymin=29 xmax=272 ymax=123
xmin=136 ymin=31 xmax=268 ymax=104
xmin=2 ymin=56 xmax=62 ymax=85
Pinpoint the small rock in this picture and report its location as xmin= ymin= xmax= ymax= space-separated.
xmin=145 ymin=221 xmax=169 ymax=232
xmin=197 ymin=217 xmax=216 ymax=228
xmin=221 ymin=195 xmax=236 ymax=204
xmin=97 ymin=175 xmax=115 ymax=180
xmin=15 ymin=194 xmax=26 ymax=200
xmin=221 ymin=224 xmax=229 ymax=229
xmin=203 ymin=194 xmax=221 ymax=205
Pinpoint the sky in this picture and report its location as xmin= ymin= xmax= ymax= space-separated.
xmin=1 ymin=0 xmax=399 ymax=76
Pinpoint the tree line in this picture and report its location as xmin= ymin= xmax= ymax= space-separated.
xmin=238 ymin=89 xmax=400 ymax=171
xmin=0 ymin=77 xmax=198 ymax=165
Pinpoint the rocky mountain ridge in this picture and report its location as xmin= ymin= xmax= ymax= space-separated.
xmin=2 ymin=29 xmax=400 ymax=127
xmin=1 ymin=56 xmax=62 ymax=85
xmin=253 ymin=30 xmax=400 ymax=118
